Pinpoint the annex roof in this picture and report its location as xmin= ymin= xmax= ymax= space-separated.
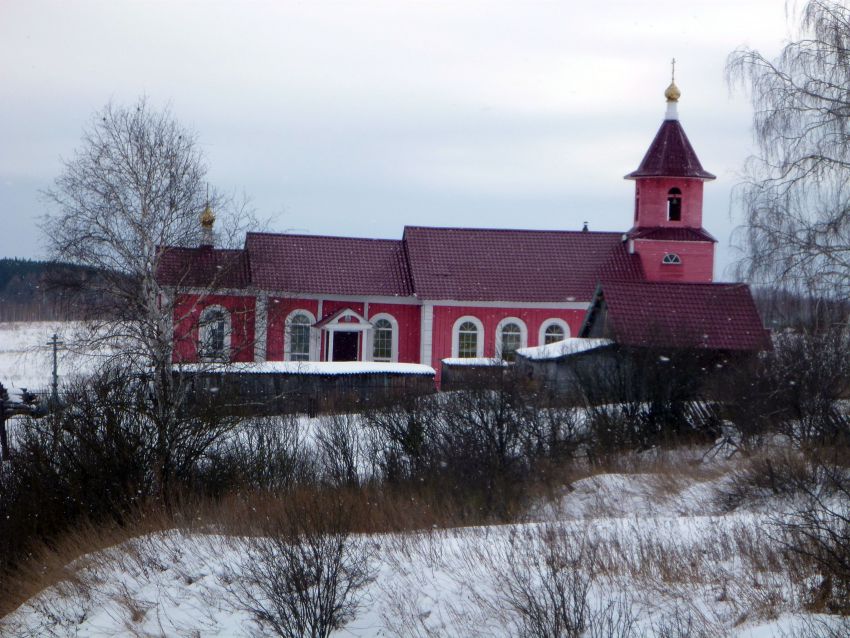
xmin=402 ymin=226 xmax=644 ymax=302
xmin=582 ymin=281 xmax=770 ymax=351
xmin=625 ymin=119 xmax=716 ymax=181
xmin=156 ymin=246 xmax=250 ymax=289
xmin=245 ymin=232 xmax=413 ymax=297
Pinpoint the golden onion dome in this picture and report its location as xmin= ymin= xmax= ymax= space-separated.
xmin=665 ymin=80 xmax=681 ymax=102
xmin=200 ymin=203 xmax=215 ymax=229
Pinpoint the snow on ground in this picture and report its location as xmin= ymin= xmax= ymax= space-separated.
xmin=1 ymin=460 xmax=836 ymax=637
xmin=0 ymin=321 xmax=111 ymax=393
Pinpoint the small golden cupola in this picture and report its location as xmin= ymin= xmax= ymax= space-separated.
xmin=664 ymin=58 xmax=680 ymax=120
xmin=200 ymin=201 xmax=215 ymax=247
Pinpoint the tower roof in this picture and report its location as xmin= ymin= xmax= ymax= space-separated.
xmin=625 ymin=118 xmax=715 ymax=180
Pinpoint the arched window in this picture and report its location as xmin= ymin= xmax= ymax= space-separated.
xmin=285 ymin=310 xmax=315 ymax=361
xmin=634 ymin=187 xmax=640 ymax=222
xmin=538 ymin=318 xmax=570 ymax=347
xmin=452 ymin=316 xmax=484 ymax=358
xmin=371 ymin=314 xmax=398 ymax=362
xmin=458 ymin=322 xmax=479 ymax=358
xmin=662 ymin=253 xmax=682 ymax=265
xmin=667 ymin=187 xmax=682 ymax=221
xmin=199 ymin=305 xmax=231 ymax=361
xmin=544 ymin=324 xmax=565 ymax=344
xmin=496 ymin=317 xmax=528 ymax=361
xmin=500 ymin=323 xmax=522 ymax=361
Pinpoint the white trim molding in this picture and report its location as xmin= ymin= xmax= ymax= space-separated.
xmin=495 ymin=316 xmax=528 ymax=359
xmin=538 ymin=318 xmax=570 ymax=346
xmin=451 ymin=315 xmax=485 ymax=358
xmin=254 ymin=292 xmax=268 ymax=362
xmin=369 ymin=312 xmax=399 ymax=363
xmin=420 ymin=303 xmax=434 ymax=366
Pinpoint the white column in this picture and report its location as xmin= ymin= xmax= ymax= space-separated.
xmin=420 ymin=303 xmax=434 ymax=366
xmin=254 ymin=293 xmax=268 ymax=362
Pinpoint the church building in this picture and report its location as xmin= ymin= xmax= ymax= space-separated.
xmin=157 ymin=80 xmax=769 ymax=384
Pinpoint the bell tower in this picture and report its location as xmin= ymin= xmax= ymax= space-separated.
xmin=625 ymin=66 xmax=717 ymax=283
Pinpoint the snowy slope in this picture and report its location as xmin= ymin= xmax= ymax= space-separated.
xmin=1 ymin=467 xmax=836 ymax=637
xmin=0 ymin=321 xmax=110 ymax=393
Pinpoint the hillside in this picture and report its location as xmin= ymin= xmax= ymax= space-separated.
xmin=0 ymin=259 xmax=113 ymax=321
xmin=0 ymin=446 xmax=839 ymax=637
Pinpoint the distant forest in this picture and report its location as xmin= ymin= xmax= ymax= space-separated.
xmin=0 ymin=258 xmax=113 ymax=322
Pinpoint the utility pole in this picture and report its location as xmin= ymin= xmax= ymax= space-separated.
xmin=46 ymin=333 xmax=65 ymax=405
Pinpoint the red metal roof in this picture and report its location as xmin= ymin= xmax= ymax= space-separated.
xmin=629 ymin=226 xmax=717 ymax=242
xmin=403 ymin=226 xmax=644 ymax=302
xmin=157 ymin=226 xmax=651 ymax=302
xmin=625 ymin=119 xmax=716 ymax=181
xmin=156 ymin=246 xmax=250 ymax=289
xmin=245 ymin=232 xmax=413 ymax=297
xmin=588 ymin=281 xmax=770 ymax=351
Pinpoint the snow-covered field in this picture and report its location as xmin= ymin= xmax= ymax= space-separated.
xmin=1 ymin=456 xmax=840 ymax=637
xmin=0 ymin=321 xmax=844 ymax=636
xmin=0 ymin=321 xmax=108 ymax=393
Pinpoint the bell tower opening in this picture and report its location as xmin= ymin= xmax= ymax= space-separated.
xmin=667 ymin=187 xmax=682 ymax=221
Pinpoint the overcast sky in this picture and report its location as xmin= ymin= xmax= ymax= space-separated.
xmin=1 ymin=1 xmax=792 ymax=279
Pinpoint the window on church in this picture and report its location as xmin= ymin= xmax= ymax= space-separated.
xmin=288 ymin=313 xmax=311 ymax=361
xmin=372 ymin=318 xmax=393 ymax=361
xmin=499 ymin=322 xmax=523 ymax=361
xmin=458 ymin=321 xmax=479 ymax=358
xmin=662 ymin=253 xmax=682 ymax=265
xmin=667 ymin=187 xmax=682 ymax=221
xmin=544 ymin=324 xmax=565 ymax=344
xmin=634 ymin=187 xmax=640 ymax=222
xmin=199 ymin=306 xmax=230 ymax=361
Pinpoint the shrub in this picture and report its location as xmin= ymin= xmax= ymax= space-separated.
xmin=227 ymin=492 xmax=375 ymax=638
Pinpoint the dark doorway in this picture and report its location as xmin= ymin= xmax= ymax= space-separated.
xmin=332 ymin=331 xmax=359 ymax=361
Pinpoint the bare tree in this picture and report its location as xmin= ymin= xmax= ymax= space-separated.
xmin=42 ymin=97 xmax=257 ymax=498
xmin=727 ymin=1 xmax=850 ymax=297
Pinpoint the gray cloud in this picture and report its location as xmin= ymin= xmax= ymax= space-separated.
xmin=1 ymin=0 xmax=787 ymax=280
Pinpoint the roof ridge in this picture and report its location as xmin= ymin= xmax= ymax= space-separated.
xmin=246 ymin=231 xmax=403 ymax=244
xmin=404 ymin=225 xmax=624 ymax=236
xmin=605 ymin=280 xmax=750 ymax=289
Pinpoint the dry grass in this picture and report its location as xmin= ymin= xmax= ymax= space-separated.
xmin=0 ymin=443 xmax=837 ymax=636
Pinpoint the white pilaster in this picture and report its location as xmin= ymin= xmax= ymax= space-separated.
xmin=420 ymin=303 xmax=434 ymax=366
xmin=254 ymin=292 xmax=268 ymax=362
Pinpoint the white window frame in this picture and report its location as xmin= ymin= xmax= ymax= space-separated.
xmin=369 ymin=312 xmax=398 ymax=362
xmin=495 ymin=317 xmax=528 ymax=360
xmin=662 ymin=253 xmax=682 ymax=265
xmin=199 ymin=304 xmax=232 ymax=362
xmin=539 ymin=318 xmax=570 ymax=346
xmin=452 ymin=315 xmax=485 ymax=358
xmin=284 ymin=309 xmax=317 ymax=361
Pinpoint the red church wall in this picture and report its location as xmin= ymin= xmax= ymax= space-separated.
xmin=429 ymin=305 xmax=588 ymax=380
xmin=634 ymin=240 xmax=714 ymax=283
xmin=265 ymin=297 xmax=320 ymax=361
xmin=172 ymin=293 xmax=256 ymax=363
xmin=634 ymin=177 xmax=704 ymax=228
xmin=366 ymin=302 xmax=421 ymax=363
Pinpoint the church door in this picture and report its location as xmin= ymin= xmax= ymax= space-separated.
xmin=332 ymin=332 xmax=359 ymax=362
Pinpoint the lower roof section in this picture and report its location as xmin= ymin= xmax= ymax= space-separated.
xmin=582 ymin=281 xmax=770 ymax=351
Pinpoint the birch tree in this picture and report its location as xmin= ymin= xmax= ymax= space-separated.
xmin=43 ymin=97 xmax=254 ymax=497
xmin=727 ymin=0 xmax=850 ymax=299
